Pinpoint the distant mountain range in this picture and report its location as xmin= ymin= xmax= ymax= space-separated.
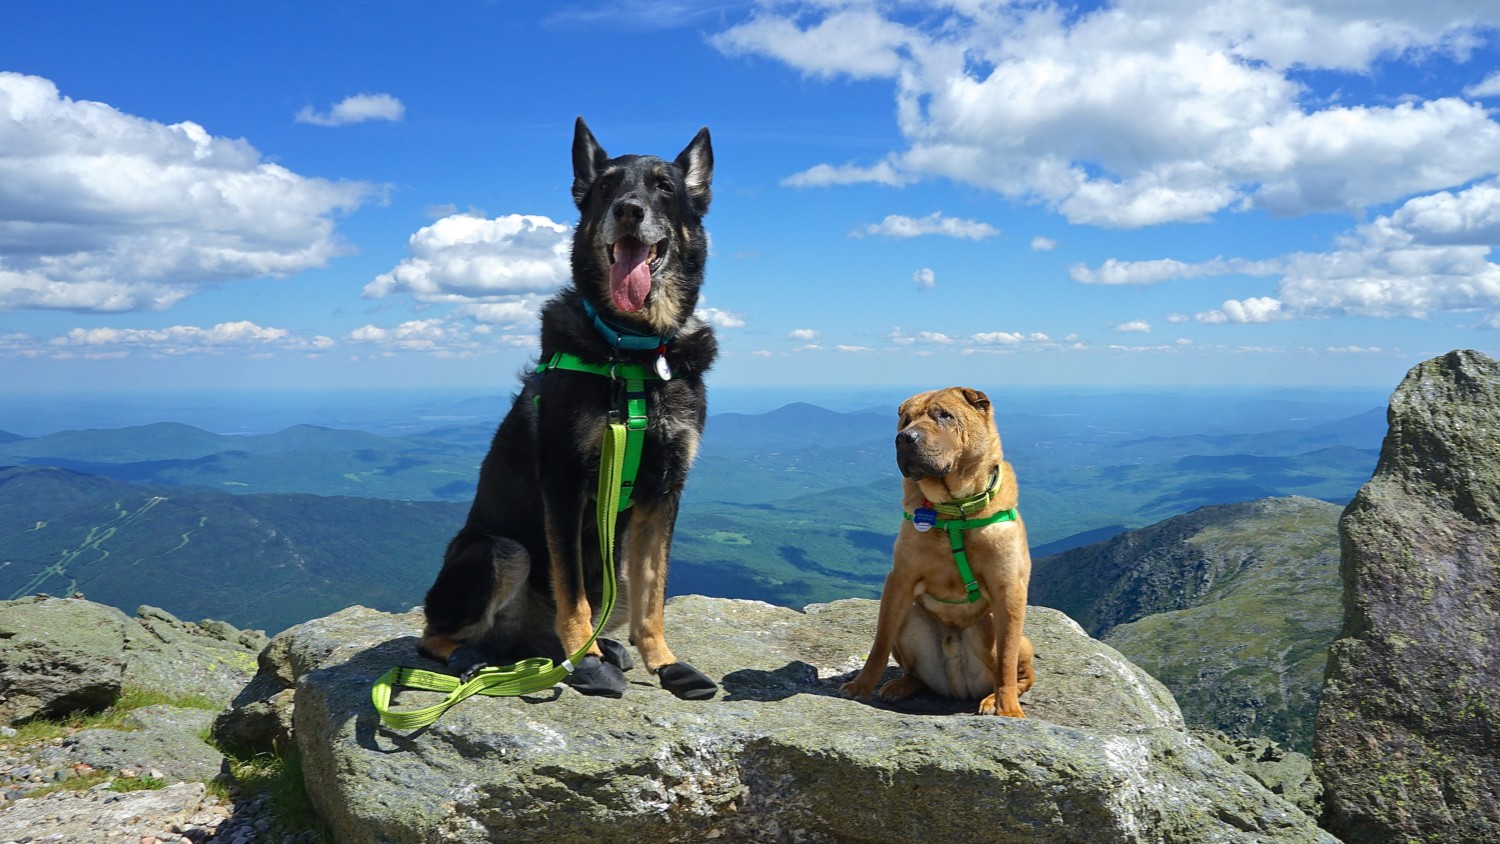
xmin=0 ymin=395 xmax=1380 ymax=635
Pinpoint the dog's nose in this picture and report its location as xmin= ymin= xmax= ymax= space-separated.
xmin=612 ymin=198 xmax=645 ymax=226
xmin=896 ymin=429 xmax=921 ymax=449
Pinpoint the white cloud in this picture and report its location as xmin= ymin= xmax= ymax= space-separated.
xmin=0 ymin=73 xmax=374 ymax=313
xmin=787 ymin=328 xmax=821 ymax=341
xmin=1195 ymin=297 xmax=1285 ymax=323
xmin=1464 ymin=71 xmax=1500 ymax=98
xmin=1115 ymin=320 xmax=1152 ymax=333
xmin=716 ymin=3 xmax=1500 ymax=227
xmin=365 ymin=214 xmax=572 ymax=324
xmin=696 ymin=306 xmax=746 ymax=328
xmin=836 ymin=344 xmax=872 ymax=352
xmin=345 ymin=318 xmax=502 ymax=357
xmin=295 ymin=93 xmax=405 ymax=127
xmin=2 ymin=321 xmax=333 ymax=358
xmin=913 ymin=267 xmax=935 ymax=290
xmin=971 ymin=331 xmax=1024 ymax=345
xmin=857 ymin=212 xmax=999 ymax=240
xmin=711 ymin=9 xmax=911 ymax=80
xmin=1030 ymin=236 xmax=1057 ymax=252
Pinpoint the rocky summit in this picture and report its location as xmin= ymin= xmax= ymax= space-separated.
xmin=1314 ymin=349 xmax=1500 ymax=844
xmin=219 ymin=596 xmax=1333 ymax=844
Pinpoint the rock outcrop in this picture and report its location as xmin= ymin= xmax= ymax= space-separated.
xmin=0 ymin=596 xmax=266 ymax=725
xmin=1314 ymin=349 xmax=1500 ymax=843
xmin=222 ymin=596 xmax=1335 ymax=843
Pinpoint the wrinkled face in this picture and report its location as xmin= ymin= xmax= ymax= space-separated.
xmin=895 ymin=387 xmax=994 ymax=480
xmin=570 ymin=119 xmax=713 ymax=331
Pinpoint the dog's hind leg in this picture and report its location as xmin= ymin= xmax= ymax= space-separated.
xmin=625 ymin=498 xmax=717 ymax=700
xmin=420 ymin=534 xmax=531 ymax=678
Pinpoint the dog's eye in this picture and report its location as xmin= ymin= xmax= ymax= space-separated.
xmin=935 ymin=409 xmax=953 ymax=422
xmin=655 ymin=178 xmax=675 ymax=194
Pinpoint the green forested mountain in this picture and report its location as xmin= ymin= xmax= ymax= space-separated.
xmin=0 ymin=465 xmax=462 ymax=634
xmin=1031 ymin=496 xmax=1343 ymax=751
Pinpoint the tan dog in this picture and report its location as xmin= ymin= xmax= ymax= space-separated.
xmin=840 ymin=387 xmax=1035 ymax=717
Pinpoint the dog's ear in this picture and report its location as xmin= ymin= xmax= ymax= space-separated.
xmin=572 ymin=117 xmax=610 ymax=210
xmin=960 ymin=388 xmax=991 ymax=414
xmin=674 ymin=127 xmax=713 ymax=215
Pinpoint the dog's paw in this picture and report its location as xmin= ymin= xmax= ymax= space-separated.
xmin=564 ymin=655 xmax=628 ymax=698
xmin=597 ymin=638 xmax=634 ymax=672
xmin=447 ymin=646 xmax=491 ymax=683
xmin=875 ymin=674 xmax=922 ymax=703
xmin=977 ymin=693 xmax=1026 ymax=718
xmin=657 ymin=662 xmax=718 ymax=700
xmin=839 ymin=678 xmax=875 ymax=700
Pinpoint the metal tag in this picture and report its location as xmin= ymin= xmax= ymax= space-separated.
xmin=655 ymin=355 xmax=673 ymax=381
xmin=912 ymin=508 xmax=937 ymax=532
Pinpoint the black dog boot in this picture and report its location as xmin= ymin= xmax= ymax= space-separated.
xmin=443 ymin=646 xmax=491 ymax=683
xmin=597 ymin=638 xmax=634 ymax=672
xmin=657 ymin=662 xmax=718 ymax=700
xmin=564 ymin=655 xmax=628 ymax=698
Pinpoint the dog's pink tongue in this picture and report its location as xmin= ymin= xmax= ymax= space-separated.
xmin=610 ymin=239 xmax=652 ymax=313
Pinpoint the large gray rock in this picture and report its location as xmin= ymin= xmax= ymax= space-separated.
xmin=238 ymin=597 xmax=1334 ymax=843
xmin=0 ymin=597 xmax=265 ymax=726
xmin=0 ymin=596 xmax=129 ymax=723
xmin=1314 ymin=349 xmax=1500 ymax=844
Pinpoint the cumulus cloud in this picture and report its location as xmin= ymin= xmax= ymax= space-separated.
xmin=0 ymin=73 xmax=374 ymax=313
xmin=696 ymin=306 xmax=746 ymax=328
xmin=295 ymin=93 xmax=405 ymax=126
xmin=1464 ymin=72 xmax=1500 ymax=98
xmin=715 ymin=3 xmax=1500 ymax=227
xmin=856 ymin=212 xmax=999 ymax=240
xmin=365 ymin=214 xmax=572 ymax=322
xmin=787 ymin=328 xmax=821 ymax=341
xmin=0 ymin=321 xmax=333 ymax=359
xmin=913 ymin=267 xmax=935 ymax=290
xmin=1030 ymin=236 xmax=1057 ymax=252
xmin=344 ymin=318 xmax=515 ymax=357
xmin=1090 ymin=177 xmax=1500 ymax=323
xmin=1115 ymin=320 xmax=1152 ymax=333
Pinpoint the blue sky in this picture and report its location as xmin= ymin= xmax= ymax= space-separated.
xmin=2 ymin=0 xmax=1499 ymax=394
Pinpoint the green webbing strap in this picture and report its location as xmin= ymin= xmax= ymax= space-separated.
xmin=901 ymin=508 xmax=1019 ymax=604
xmin=535 ymin=352 xmax=656 ymax=511
xmin=371 ymin=422 xmax=628 ymax=730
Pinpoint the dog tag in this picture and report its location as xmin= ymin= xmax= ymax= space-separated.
xmin=912 ymin=507 xmax=937 ymax=532
xmin=655 ymin=354 xmax=673 ymax=381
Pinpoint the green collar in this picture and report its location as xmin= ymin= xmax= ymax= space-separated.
xmin=925 ymin=466 xmax=1001 ymax=517
xmin=902 ymin=478 xmax=1019 ymax=605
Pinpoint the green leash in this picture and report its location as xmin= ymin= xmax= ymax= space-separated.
xmin=903 ymin=469 xmax=1017 ymax=604
xmin=372 ymin=356 xmax=656 ymax=730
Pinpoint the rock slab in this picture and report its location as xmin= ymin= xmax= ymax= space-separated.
xmin=1314 ymin=349 xmax=1500 ymax=843
xmin=239 ymin=597 xmax=1335 ymax=843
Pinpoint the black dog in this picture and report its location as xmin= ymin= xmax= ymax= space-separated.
xmin=419 ymin=118 xmax=718 ymax=700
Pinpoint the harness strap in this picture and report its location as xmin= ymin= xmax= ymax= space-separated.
xmin=536 ymin=352 xmax=657 ymax=510
xmin=901 ymin=508 xmax=1019 ymax=604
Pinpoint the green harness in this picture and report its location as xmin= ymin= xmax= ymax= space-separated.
xmin=370 ymin=353 xmax=660 ymax=730
xmin=902 ymin=469 xmax=1018 ymax=605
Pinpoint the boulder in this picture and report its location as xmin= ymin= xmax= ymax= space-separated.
xmin=0 ymin=596 xmax=129 ymax=723
xmin=0 ymin=596 xmax=267 ymax=726
xmin=231 ymin=597 xmax=1335 ymax=843
xmin=1314 ymin=349 xmax=1500 ymax=843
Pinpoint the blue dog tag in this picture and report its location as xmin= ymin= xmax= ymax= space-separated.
xmin=912 ymin=507 xmax=937 ymax=532
xmin=655 ymin=354 xmax=673 ymax=381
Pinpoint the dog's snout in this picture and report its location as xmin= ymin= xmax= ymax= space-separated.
xmin=897 ymin=428 xmax=921 ymax=449
xmin=612 ymin=198 xmax=645 ymax=227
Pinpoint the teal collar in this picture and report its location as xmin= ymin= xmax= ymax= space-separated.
xmin=580 ymin=299 xmax=675 ymax=352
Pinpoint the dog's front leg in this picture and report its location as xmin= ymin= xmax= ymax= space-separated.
xmin=980 ymin=587 xmax=1027 ymax=718
xmin=541 ymin=469 xmax=627 ymax=697
xmin=625 ymin=497 xmax=718 ymax=700
xmin=840 ymin=567 xmax=918 ymax=701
